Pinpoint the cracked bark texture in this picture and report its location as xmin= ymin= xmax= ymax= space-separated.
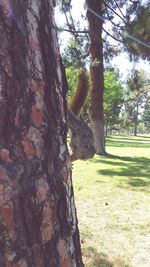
xmin=86 ymin=0 xmax=106 ymax=155
xmin=0 ymin=1 xmax=83 ymax=266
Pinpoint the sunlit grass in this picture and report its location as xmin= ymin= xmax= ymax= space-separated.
xmin=72 ymin=135 xmax=150 ymax=267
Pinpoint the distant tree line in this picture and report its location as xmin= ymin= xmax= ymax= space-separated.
xmin=66 ymin=66 xmax=150 ymax=136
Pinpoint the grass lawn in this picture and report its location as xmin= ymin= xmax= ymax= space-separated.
xmin=72 ymin=135 xmax=150 ymax=267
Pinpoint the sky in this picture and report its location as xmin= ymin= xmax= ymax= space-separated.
xmin=55 ymin=0 xmax=150 ymax=81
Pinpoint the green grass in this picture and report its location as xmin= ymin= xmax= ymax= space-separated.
xmin=72 ymin=135 xmax=150 ymax=267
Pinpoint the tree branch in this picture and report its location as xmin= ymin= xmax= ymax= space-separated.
xmin=104 ymin=1 xmax=127 ymax=25
xmin=102 ymin=27 xmax=124 ymax=44
xmin=114 ymin=0 xmax=126 ymax=20
xmin=62 ymin=2 xmax=79 ymax=40
xmin=103 ymin=39 xmax=120 ymax=47
xmin=56 ymin=27 xmax=88 ymax=35
xmin=105 ymin=6 xmax=124 ymax=29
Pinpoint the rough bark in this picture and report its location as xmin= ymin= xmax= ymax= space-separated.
xmin=0 ymin=1 xmax=83 ymax=266
xmin=86 ymin=0 xmax=106 ymax=155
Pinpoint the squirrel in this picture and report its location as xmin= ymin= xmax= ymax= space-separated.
xmin=67 ymin=69 xmax=95 ymax=161
xmin=60 ymin=62 xmax=95 ymax=161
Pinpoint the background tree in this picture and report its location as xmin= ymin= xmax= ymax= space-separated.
xmin=142 ymin=97 xmax=150 ymax=133
xmin=86 ymin=0 xmax=106 ymax=155
xmin=124 ymin=2 xmax=150 ymax=61
xmin=0 ymin=1 xmax=83 ymax=266
xmin=122 ymin=70 xmax=148 ymax=135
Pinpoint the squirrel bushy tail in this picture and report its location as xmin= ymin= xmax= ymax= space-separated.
xmin=69 ymin=69 xmax=90 ymax=116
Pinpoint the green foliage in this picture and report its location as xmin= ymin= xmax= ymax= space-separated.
xmin=66 ymin=66 xmax=79 ymax=100
xmin=104 ymin=69 xmax=123 ymax=134
xmin=66 ymin=65 xmax=149 ymax=135
xmin=67 ymin=66 xmax=125 ymax=127
xmin=124 ymin=3 xmax=150 ymax=60
xmin=62 ymin=37 xmax=89 ymax=68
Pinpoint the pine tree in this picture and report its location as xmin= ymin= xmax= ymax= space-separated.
xmin=0 ymin=1 xmax=83 ymax=266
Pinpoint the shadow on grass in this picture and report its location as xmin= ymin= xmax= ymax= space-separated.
xmin=99 ymin=168 xmax=150 ymax=180
xmin=138 ymin=135 xmax=150 ymax=139
xmin=83 ymin=246 xmax=113 ymax=267
xmin=107 ymin=135 xmax=150 ymax=142
xmin=92 ymin=154 xmax=150 ymax=190
xmin=93 ymin=153 xmax=150 ymax=165
xmin=128 ymin=178 xmax=148 ymax=187
xmin=83 ymin=246 xmax=130 ymax=267
xmin=106 ymin=139 xmax=150 ymax=148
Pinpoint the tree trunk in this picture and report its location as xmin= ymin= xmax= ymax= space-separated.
xmin=134 ymin=121 xmax=137 ymax=136
xmin=134 ymin=102 xmax=139 ymax=136
xmin=105 ymin=123 xmax=108 ymax=137
xmin=86 ymin=0 xmax=106 ymax=155
xmin=0 ymin=1 xmax=83 ymax=266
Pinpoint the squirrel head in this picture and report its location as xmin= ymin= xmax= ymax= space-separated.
xmin=68 ymin=109 xmax=95 ymax=161
xmin=70 ymin=129 xmax=95 ymax=160
xmin=70 ymin=127 xmax=95 ymax=160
